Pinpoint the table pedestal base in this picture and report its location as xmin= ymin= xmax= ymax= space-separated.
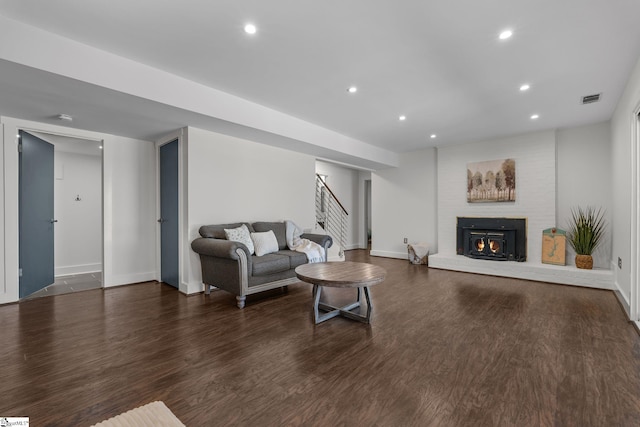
xmin=313 ymin=285 xmax=373 ymax=324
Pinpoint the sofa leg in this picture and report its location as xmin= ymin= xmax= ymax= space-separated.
xmin=236 ymin=296 xmax=246 ymax=309
xmin=203 ymin=283 xmax=210 ymax=295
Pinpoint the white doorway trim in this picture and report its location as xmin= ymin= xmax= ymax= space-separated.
xmin=1 ymin=117 xmax=106 ymax=303
xmin=631 ymin=105 xmax=640 ymax=325
xmin=364 ymin=179 xmax=371 ymax=250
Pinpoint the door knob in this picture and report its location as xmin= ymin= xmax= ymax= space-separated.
xmin=50 ymin=219 xmax=58 ymax=223
xmin=157 ymin=218 xmax=165 ymax=223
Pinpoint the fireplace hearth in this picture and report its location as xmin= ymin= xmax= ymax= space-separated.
xmin=456 ymin=217 xmax=526 ymax=262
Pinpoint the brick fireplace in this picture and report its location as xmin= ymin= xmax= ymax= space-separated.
xmin=430 ymin=133 xmax=613 ymax=289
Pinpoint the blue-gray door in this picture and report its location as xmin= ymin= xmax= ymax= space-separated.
xmin=19 ymin=130 xmax=55 ymax=298
xmin=160 ymin=139 xmax=179 ymax=288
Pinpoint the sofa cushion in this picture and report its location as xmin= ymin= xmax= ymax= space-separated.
xmin=252 ymin=222 xmax=287 ymax=250
xmin=224 ymin=224 xmax=255 ymax=255
xmin=276 ymin=249 xmax=308 ymax=269
xmin=200 ymin=223 xmax=253 ymax=239
xmin=251 ymin=230 xmax=279 ymax=256
xmin=251 ymin=254 xmax=290 ymax=276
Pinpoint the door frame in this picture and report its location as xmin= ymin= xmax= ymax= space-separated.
xmin=155 ymin=129 xmax=184 ymax=292
xmin=363 ymin=179 xmax=371 ymax=250
xmin=631 ymin=103 xmax=640 ymax=325
xmin=2 ymin=117 xmax=105 ymax=303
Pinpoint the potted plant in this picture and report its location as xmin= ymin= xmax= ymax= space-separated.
xmin=567 ymin=206 xmax=606 ymax=269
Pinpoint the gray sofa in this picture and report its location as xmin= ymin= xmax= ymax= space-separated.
xmin=191 ymin=221 xmax=332 ymax=308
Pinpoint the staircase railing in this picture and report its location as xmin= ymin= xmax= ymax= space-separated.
xmin=315 ymin=174 xmax=348 ymax=257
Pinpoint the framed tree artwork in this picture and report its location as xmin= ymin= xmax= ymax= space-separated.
xmin=467 ymin=158 xmax=516 ymax=203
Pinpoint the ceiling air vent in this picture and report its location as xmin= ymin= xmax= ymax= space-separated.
xmin=581 ymin=93 xmax=601 ymax=104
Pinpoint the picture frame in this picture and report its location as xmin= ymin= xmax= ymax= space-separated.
xmin=467 ymin=158 xmax=516 ymax=203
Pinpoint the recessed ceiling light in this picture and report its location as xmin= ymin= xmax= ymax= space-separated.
xmin=530 ymin=114 xmax=539 ymax=120
xmin=244 ymin=23 xmax=257 ymax=35
xmin=520 ymin=84 xmax=530 ymax=91
xmin=347 ymin=86 xmax=357 ymax=94
xmin=99 ymin=146 xmax=103 ymax=150
xmin=399 ymin=115 xmax=406 ymax=121
xmin=499 ymin=29 xmax=513 ymax=40
xmin=430 ymin=134 xmax=437 ymax=139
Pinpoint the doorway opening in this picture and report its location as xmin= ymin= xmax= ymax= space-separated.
xmin=364 ymin=179 xmax=371 ymax=250
xmin=19 ymin=130 xmax=104 ymax=299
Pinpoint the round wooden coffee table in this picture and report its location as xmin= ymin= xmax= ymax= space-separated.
xmin=295 ymin=261 xmax=387 ymax=324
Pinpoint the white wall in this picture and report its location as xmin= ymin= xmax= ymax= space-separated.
xmin=436 ymin=131 xmax=556 ymax=264
xmin=556 ymin=121 xmax=612 ymax=268
xmin=54 ymin=151 xmax=102 ymax=275
xmin=315 ymin=160 xmax=360 ymax=249
xmin=611 ymin=55 xmax=640 ymax=309
xmin=185 ymin=127 xmax=316 ymax=293
xmin=0 ymin=117 xmax=156 ymax=303
xmin=371 ymin=149 xmax=438 ymax=259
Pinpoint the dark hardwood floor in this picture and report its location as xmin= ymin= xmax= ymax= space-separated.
xmin=2 ymin=250 xmax=640 ymax=426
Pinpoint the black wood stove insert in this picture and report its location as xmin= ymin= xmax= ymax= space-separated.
xmin=456 ymin=217 xmax=527 ymax=262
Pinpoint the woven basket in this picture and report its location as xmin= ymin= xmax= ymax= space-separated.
xmin=575 ymin=254 xmax=593 ymax=269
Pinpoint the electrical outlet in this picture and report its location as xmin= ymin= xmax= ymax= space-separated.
xmin=618 ymin=257 xmax=622 ymax=269
xmin=403 ymin=237 xmax=408 ymax=244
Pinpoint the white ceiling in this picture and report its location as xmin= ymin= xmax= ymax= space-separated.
xmin=1 ymin=0 xmax=640 ymax=161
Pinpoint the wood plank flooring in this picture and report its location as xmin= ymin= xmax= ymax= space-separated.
xmin=1 ymin=250 xmax=640 ymax=426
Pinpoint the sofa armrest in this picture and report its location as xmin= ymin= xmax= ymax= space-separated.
xmin=191 ymin=237 xmax=251 ymax=260
xmin=301 ymin=233 xmax=333 ymax=249
xmin=191 ymin=237 xmax=252 ymax=301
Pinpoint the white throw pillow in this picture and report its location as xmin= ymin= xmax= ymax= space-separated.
xmin=224 ymin=224 xmax=254 ymax=255
xmin=251 ymin=230 xmax=279 ymax=257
